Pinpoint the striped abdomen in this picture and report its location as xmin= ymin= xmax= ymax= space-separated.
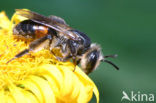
xmin=13 ymin=20 xmax=49 ymax=39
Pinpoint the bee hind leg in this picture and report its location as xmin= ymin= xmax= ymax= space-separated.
xmin=6 ymin=49 xmax=29 ymax=64
xmin=7 ymin=34 xmax=52 ymax=64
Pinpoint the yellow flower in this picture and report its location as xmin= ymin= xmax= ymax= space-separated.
xmin=0 ymin=10 xmax=99 ymax=103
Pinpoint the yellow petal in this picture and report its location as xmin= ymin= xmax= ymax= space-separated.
xmin=9 ymin=85 xmax=36 ymax=103
xmin=21 ymin=79 xmax=44 ymax=102
xmin=93 ymin=84 xmax=99 ymax=103
xmin=28 ymin=75 xmax=56 ymax=103
xmin=0 ymin=11 xmax=10 ymax=29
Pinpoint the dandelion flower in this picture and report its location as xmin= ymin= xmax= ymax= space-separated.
xmin=0 ymin=10 xmax=99 ymax=103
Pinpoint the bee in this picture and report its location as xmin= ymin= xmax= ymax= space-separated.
xmin=7 ymin=9 xmax=119 ymax=74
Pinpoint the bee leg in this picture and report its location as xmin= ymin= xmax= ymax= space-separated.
xmin=6 ymin=49 xmax=29 ymax=64
xmin=50 ymin=45 xmax=70 ymax=62
xmin=7 ymin=34 xmax=52 ymax=64
xmin=54 ymin=56 xmax=71 ymax=62
xmin=72 ymin=57 xmax=80 ymax=72
xmin=72 ymin=57 xmax=76 ymax=72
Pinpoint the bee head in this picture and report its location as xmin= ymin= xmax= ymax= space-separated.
xmin=80 ymin=44 xmax=119 ymax=74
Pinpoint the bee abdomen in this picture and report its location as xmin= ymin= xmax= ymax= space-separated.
xmin=13 ymin=20 xmax=49 ymax=39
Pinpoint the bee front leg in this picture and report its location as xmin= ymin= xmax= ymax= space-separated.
xmin=53 ymin=55 xmax=71 ymax=62
xmin=7 ymin=34 xmax=52 ymax=64
xmin=51 ymin=46 xmax=71 ymax=62
xmin=72 ymin=56 xmax=80 ymax=72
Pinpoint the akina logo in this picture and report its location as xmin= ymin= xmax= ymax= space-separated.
xmin=121 ymin=91 xmax=154 ymax=102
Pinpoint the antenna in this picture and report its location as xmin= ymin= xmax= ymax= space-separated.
xmin=101 ymin=54 xmax=119 ymax=70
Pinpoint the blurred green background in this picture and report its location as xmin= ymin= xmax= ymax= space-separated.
xmin=0 ymin=0 xmax=156 ymax=103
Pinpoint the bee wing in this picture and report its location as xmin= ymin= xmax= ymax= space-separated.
xmin=48 ymin=15 xmax=68 ymax=25
xmin=15 ymin=9 xmax=69 ymax=33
